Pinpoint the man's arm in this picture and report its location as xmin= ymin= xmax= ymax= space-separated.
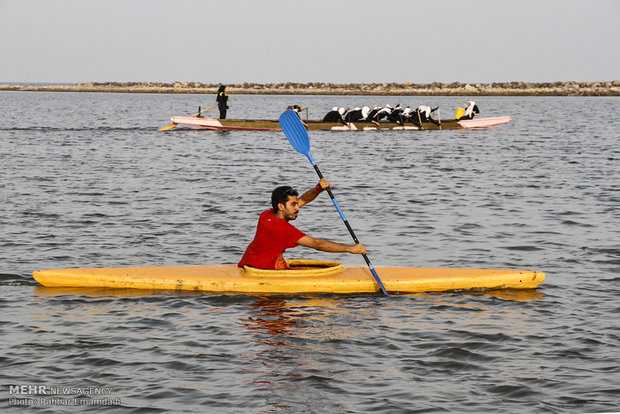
xmin=296 ymin=235 xmax=366 ymax=254
xmin=298 ymin=178 xmax=332 ymax=208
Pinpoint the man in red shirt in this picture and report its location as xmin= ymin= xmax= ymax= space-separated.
xmin=238 ymin=179 xmax=367 ymax=270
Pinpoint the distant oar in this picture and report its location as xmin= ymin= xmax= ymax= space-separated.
xmin=157 ymin=103 xmax=218 ymax=131
xmin=278 ymin=110 xmax=389 ymax=295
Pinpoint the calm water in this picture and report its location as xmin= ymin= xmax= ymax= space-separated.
xmin=1 ymin=91 xmax=619 ymax=413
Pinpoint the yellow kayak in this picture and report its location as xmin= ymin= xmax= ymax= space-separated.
xmin=33 ymin=260 xmax=545 ymax=294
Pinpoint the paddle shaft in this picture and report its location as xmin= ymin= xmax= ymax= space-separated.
xmin=193 ymin=103 xmax=217 ymax=117
xmin=311 ymin=163 xmax=389 ymax=295
xmin=278 ymin=109 xmax=388 ymax=295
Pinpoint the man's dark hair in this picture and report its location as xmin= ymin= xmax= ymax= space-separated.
xmin=217 ymin=84 xmax=226 ymax=93
xmin=271 ymin=186 xmax=298 ymax=213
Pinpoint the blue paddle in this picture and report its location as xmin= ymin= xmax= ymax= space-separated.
xmin=279 ymin=110 xmax=389 ymax=295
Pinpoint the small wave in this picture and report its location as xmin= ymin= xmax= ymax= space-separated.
xmin=486 ymin=383 xmax=534 ymax=399
xmin=0 ymin=273 xmax=38 ymax=286
xmin=500 ymin=245 xmax=544 ymax=251
xmin=430 ymin=346 xmax=497 ymax=363
xmin=2 ymin=126 xmax=153 ymax=132
xmin=561 ymin=219 xmax=595 ymax=227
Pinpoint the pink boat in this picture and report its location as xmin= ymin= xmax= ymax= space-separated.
xmin=164 ymin=116 xmax=511 ymax=131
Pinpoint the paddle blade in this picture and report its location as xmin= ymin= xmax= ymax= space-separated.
xmin=158 ymin=123 xmax=177 ymax=131
xmin=279 ymin=110 xmax=311 ymax=156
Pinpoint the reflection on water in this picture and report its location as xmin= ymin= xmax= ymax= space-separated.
xmin=403 ymin=288 xmax=546 ymax=302
xmin=32 ymin=285 xmax=207 ymax=299
xmin=242 ymin=297 xmax=298 ymax=340
xmin=235 ymin=292 xmax=554 ymax=412
xmin=33 ymin=283 xmax=546 ymax=301
xmin=238 ymin=297 xmax=324 ymax=410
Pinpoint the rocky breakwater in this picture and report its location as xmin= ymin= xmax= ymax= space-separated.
xmin=1 ymin=81 xmax=619 ymax=96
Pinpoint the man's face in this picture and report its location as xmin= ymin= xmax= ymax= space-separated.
xmin=278 ymin=195 xmax=300 ymax=221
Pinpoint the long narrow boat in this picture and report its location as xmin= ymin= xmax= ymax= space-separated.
xmin=167 ymin=116 xmax=511 ymax=131
xmin=33 ymin=260 xmax=544 ymax=295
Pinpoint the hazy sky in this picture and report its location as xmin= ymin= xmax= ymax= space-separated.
xmin=1 ymin=0 xmax=618 ymax=84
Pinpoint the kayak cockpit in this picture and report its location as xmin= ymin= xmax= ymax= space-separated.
xmin=242 ymin=260 xmax=343 ymax=278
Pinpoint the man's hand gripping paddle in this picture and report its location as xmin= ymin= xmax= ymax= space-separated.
xmin=278 ymin=110 xmax=389 ymax=295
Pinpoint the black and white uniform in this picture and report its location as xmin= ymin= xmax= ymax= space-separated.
xmin=373 ymin=105 xmax=393 ymax=122
xmin=418 ymin=105 xmax=441 ymax=126
xmin=323 ymin=107 xmax=343 ymax=123
xmin=387 ymin=105 xmax=404 ymax=124
xmin=344 ymin=107 xmax=364 ymax=122
xmin=459 ymin=101 xmax=479 ymax=120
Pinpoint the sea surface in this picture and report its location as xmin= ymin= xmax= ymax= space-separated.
xmin=1 ymin=91 xmax=618 ymax=413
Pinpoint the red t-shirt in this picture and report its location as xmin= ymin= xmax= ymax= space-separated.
xmin=238 ymin=209 xmax=306 ymax=269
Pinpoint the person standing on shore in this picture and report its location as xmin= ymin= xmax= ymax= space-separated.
xmin=216 ymin=85 xmax=231 ymax=119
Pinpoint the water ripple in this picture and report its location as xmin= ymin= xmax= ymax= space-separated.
xmin=1 ymin=93 xmax=618 ymax=413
